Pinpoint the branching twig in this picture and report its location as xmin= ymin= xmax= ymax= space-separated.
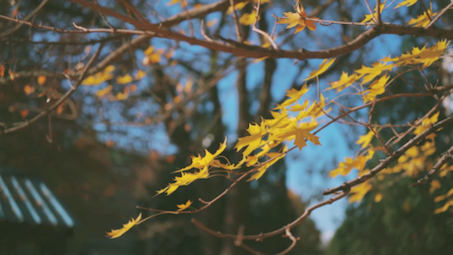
xmin=411 ymin=145 xmax=453 ymax=187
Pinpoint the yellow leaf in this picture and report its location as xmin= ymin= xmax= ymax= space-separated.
xmin=362 ymin=75 xmax=390 ymax=103
xmin=434 ymin=188 xmax=453 ymax=202
xmin=177 ymin=200 xmax=192 ymax=211
xmin=252 ymin=57 xmax=269 ymax=63
xmin=430 ymin=180 xmax=441 ymax=193
xmin=135 ymin=70 xmax=146 ymax=80
xmin=408 ymin=4 xmax=437 ymax=27
xmin=143 ymin=46 xmax=165 ymax=65
xmin=115 ymin=89 xmax=129 ymax=101
xmin=175 ymin=138 xmax=227 ymax=173
xmin=356 ymin=130 xmax=374 ymax=149
xmin=23 ymin=84 xmax=36 ymax=95
xmin=356 ymin=62 xmax=393 ymax=84
xmin=278 ymin=3 xmax=316 ymax=34
xmin=82 ymin=65 xmax=115 ymax=86
xmin=235 ymin=123 xmax=266 ymax=157
xmin=167 ymin=0 xmax=188 ymax=8
xmin=361 ymin=2 xmax=386 ymax=24
xmin=106 ymin=213 xmax=142 ymax=239
xmin=206 ymin=18 xmax=218 ymax=28
xmin=349 ymin=182 xmax=372 ymax=203
xmin=95 ymin=85 xmax=113 ymax=98
xmin=275 ymin=84 xmax=309 ymax=109
xmin=116 ymin=74 xmax=133 ymax=84
xmin=434 ymin=199 xmax=453 ymax=214
xmin=37 ymin=76 xmax=46 ymax=85
xmin=304 ymin=58 xmax=335 ymax=81
xmin=248 ymin=150 xmax=286 ymax=181
xmin=374 ymin=193 xmax=383 ymax=202
xmin=239 ymin=13 xmax=258 ymax=25
xmin=9 ymin=70 xmax=18 ymax=81
xmin=394 ymin=0 xmax=417 ymax=8
xmin=327 ymin=72 xmax=358 ymax=92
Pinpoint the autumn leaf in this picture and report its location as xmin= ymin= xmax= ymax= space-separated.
xmin=374 ymin=193 xmax=383 ymax=202
xmin=167 ymin=0 xmax=188 ymax=8
xmin=116 ymin=74 xmax=133 ymax=84
xmin=361 ymin=2 xmax=386 ymax=24
xmin=176 ymin=200 xmax=192 ymax=211
xmin=329 ymin=149 xmax=374 ymax=177
xmin=106 ymin=213 xmax=142 ymax=238
xmin=20 ymin=109 xmax=29 ymax=118
xmin=434 ymin=199 xmax=453 ymax=214
xmin=248 ymin=150 xmax=286 ymax=181
xmin=349 ymin=182 xmax=372 ymax=203
xmin=95 ymin=85 xmax=112 ymax=98
xmin=394 ymin=0 xmax=417 ymax=9
xmin=134 ymin=70 xmax=146 ymax=80
xmin=0 ymin=65 xmax=4 ymax=77
xmin=278 ymin=3 xmax=316 ymax=34
xmin=37 ymin=76 xmax=46 ymax=85
xmin=82 ymin=65 xmax=115 ymax=86
xmin=430 ymin=180 xmax=441 ymax=193
xmin=327 ymin=72 xmax=358 ymax=92
xmin=304 ymin=58 xmax=335 ymax=81
xmin=239 ymin=13 xmax=258 ymax=25
xmin=143 ymin=46 xmax=165 ymax=65
xmin=413 ymin=111 xmax=439 ymax=135
xmin=275 ymin=84 xmax=309 ymax=109
xmin=408 ymin=4 xmax=437 ymax=27
xmin=356 ymin=130 xmax=375 ymax=149
xmin=23 ymin=84 xmax=36 ymax=95
xmin=362 ymin=75 xmax=390 ymax=103
xmin=206 ymin=18 xmax=218 ymax=28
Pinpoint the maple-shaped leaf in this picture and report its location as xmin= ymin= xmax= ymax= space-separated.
xmin=275 ymin=84 xmax=309 ymax=109
xmin=248 ymin=150 xmax=286 ymax=181
xmin=355 ymin=62 xmax=393 ymax=84
xmin=176 ymin=200 xmax=192 ymax=211
xmin=327 ymin=72 xmax=358 ymax=92
xmin=107 ymin=213 xmax=142 ymax=239
xmin=362 ymin=75 xmax=390 ymax=103
xmin=394 ymin=0 xmax=417 ymax=9
xmin=361 ymin=2 xmax=386 ymax=24
xmin=349 ymin=182 xmax=372 ymax=203
xmin=408 ymin=4 xmax=437 ymax=27
xmin=356 ymin=130 xmax=375 ymax=149
xmin=236 ymin=123 xmax=266 ymax=157
xmin=175 ymin=138 xmax=227 ymax=172
xmin=304 ymin=58 xmax=335 ymax=81
xmin=278 ymin=3 xmax=316 ymax=34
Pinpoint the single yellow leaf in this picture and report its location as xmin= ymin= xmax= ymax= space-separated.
xmin=408 ymin=4 xmax=437 ymax=27
xmin=167 ymin=0 xmax=188 ymax=8
xmin=116 ymin=74 xmax=133 ymax=84
xmin=176 ymin=200 xmax=192 ymax=211
xmin=394 ymin=0 xmax=417 ymax=9
xmin=95 ymin=85 xmax=112 ymax=98
xmin=356 ymin=130 xmax=374 ymax=149
xmin=304 ymin=58 xmax=335 ymax=81
xmin=106 ymin=213 xmax=142 ymax=239
xmin=239 ymin=13 xmax=258 ymax=25
xmin=430 ymin=180 xmax=441 ymax=193
xmin=349 ymin=182 xmax=372 ymax=203
xmin=134 ymin=70 xmax=146 ymax=80
xmin=374 ymin=193 xmax=383 ymax=202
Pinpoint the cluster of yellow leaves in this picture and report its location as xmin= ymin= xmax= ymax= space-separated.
xmin=413 ymin=112 xmax=439 ymax=135
xmin=94 ymin=70 xmax=144 ymax=100
xmin=142 ymin=46 xmax=165 ymax=66
xmin=327 ymin=40 xmax=449 ymax=102
xmin=329 ymin=149 xmax=375 ymax=178
xmin=156 ymin=139 xmax=227 ymax=195
xmin=157 ymin=79 xmax=329 ymax=197
xmin=278 ymin=3 xmax=316 ymax=34
xmin=434 ymin=187 xmax=453 ymax=213
xmin=82 ymin=65 xmax=115 ymax=86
